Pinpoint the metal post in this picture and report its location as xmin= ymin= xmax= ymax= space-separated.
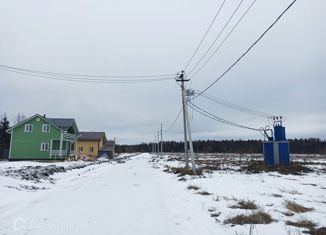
xmin=157 ymin=131 xmax=160 ymax=156
xmin=154 ymin=136 xmax=156 ymax=154
xmin=59 ymin=131 xmax=63 ymax=158
xmin=160 ymin=123 xmax=163 ymax=156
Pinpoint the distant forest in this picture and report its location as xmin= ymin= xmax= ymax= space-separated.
xmin=115 ymin=138 xmax=326 ymax=155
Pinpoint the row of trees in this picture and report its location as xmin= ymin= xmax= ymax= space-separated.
xmin=0 ymin=112 xmax=26 ymax=159
xmin=116 ymin=138 xmax=326 ymax=155
xmin=0 ymin=114 xmax=10 ymax=159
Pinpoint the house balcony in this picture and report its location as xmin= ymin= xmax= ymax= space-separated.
xmin=63 ymin=133 xmax=77 ymax=141
xmin=50 ymin=150 xmax=75 ymax=157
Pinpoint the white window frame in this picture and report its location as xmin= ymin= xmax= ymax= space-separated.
xmin=89 ymin=147 xmax=94 ymax=153
xmin=42 ymin=124 xmax=50 ymax=133
xmin=40 ymin=142 xmax=49 ymax=151
xmin=24 ymin=124 xmax=33 ymax=132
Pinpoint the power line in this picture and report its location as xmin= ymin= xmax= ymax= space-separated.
xmin=188 ymin=102 xmax=261 ymax=131
xmin=0 ymin=64 xmax=175 ymax=79
xmin=0 ymin=67 xmax=175 ymax=83
xmin=189 ymin=0 xmax=257 ymax=79
xmin=187 ymin=0 xmax=245 ymax=76
xmin=164 ymin=108 xmax=182 ymax=132
xmin=183 ymin=0 xmax=227 ymax=71
xmin=194 ymin=0 xmax=297 ymax=98
xmin=194 ymin=89 xmax=272 ymax=118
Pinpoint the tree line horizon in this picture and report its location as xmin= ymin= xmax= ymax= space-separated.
xmin=116 ymin=138 xmax=326 ymax=155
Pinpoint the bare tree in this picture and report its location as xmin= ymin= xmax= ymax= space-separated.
xmin=14 ymin=112 xmax=26 ymax=124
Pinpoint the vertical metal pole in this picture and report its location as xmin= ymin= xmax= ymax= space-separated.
xmin=184 ymin=97 xmax=196 ymax=174
xmin=154 ymin=136 xmax=156 ymax=153
xmin=157 ymin=131 xmax=160 ymax=156
xmin=59 ymin=131 xmax=63 ymax=158
xmin=160 ymin=123 xmax=163 ymax=156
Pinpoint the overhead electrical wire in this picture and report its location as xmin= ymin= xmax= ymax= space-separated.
xmin=164 ymin=108 xmax=183 ymax=132
xmin=187 ymin=102 xmax=261 ymax=131
xmin=0 ymin=64 xmax=175 ymax=79
xmin=183 ymin=0 xmax=227 ymax=71
xmin=189 ymin=0 xmax=257 ymax=79
xmin=194 ymin=89 xmax=272 ymax=118
xmin=0 ymin=67 xmax=174 ymax=83
xmin=187 ymin=0 xmax=245 ymax=76
xmin=194 ymin=0 xmax=297 ymax=99
xmin=0 ymin=65 xmax=175 ymax=83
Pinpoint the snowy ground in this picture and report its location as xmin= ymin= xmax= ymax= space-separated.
xmin=0 ymin=153 xmax=325 ymax=235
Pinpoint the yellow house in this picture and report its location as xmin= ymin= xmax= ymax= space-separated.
xmin=77 ymin=132 xmax=107 ymax=158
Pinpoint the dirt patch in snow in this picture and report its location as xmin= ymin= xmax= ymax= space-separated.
xmin=0 ymin=159 xmax=116 ymax=183
xmin=239 ymin=161 xmax=314 ymax=175
xmin=229 ymin=199 xmax=258 ymax=210
xmin=285 ymin=200 xmax=314 ymax=213
xmin=285 ymin=220 xmax=326 ymax=234
xmin=224 ymin=211 xmax=273 ymax=225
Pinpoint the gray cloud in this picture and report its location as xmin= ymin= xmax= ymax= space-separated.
xmin=1 ymin=0 xmax=325 ymax=143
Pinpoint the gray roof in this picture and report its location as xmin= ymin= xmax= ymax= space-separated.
xmin=78 ymin=132 xmax=107 ymax=141
xmin=104 ymin=140 xmax=115 ymax=147
xmin=7 ymin=114 xmax=79 ymax=134
xmin=47 ymin=118 xmax=79 ymax=133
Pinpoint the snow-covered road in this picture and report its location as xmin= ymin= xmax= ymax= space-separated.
xmin=1 ymin=153 xmax=325 ymax=235
xmin=0 ymin=153 xmax=219 ymax=235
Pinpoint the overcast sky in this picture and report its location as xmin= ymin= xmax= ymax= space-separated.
xmin=1 ymin=0 xmax=325 ymax=144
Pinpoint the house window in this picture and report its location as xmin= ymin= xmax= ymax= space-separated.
xmin=89 ymin=147 xmax=94 ymax=153
xmin=42 ymin=124 xmax=50 ymax=133
xmin=24 ymin=124 xmax=33 ymax=132
xmin=79 ymin=147 xmax=83 ymax=153
xmin=40 ymin=142 xmax=49 ymax=151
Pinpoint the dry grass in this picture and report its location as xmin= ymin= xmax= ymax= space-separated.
xmin=282 ymin=211 xmax=295 ymax=217
xmin=229 ymin=200 xmax=258 ymax=210
xmin=240 ymin=161 xmax=313 ymax=175
xmin=210 ymin=212 xmax=221 ymax=217
xmin=224 ymin=211 xmax=273 ymax=225
xmin=286 ymin=219 xmax=317 ymax=231
xmin=311 ymin=227 xmax=326 ymax=235
xmin=187 ymin=185 xmax=200 ymax=191
xmin=302 ymin=183 xmax=318 ymax=187
xmin=285 ymin=201 xmax=314 ymax=213
xmin=171 ymin=167 xmax=203 ymax=176
xmin=208 ymin=207 xmax=216 ymax=212
xmin=196 ymin=191 xmax=212 ymax=196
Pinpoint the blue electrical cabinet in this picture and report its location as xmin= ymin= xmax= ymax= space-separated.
xmin=263 ymin=123 xmax=290 ymax=166
xmin=263 ymin=142 xmax=274 ymax=165
xmin=278 ymin=142 xmax=290 ymax=165
xmin=274 ymin=126 xmax=286 ymax=141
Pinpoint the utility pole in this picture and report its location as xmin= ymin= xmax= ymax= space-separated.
xmin=185 ymin=89 xmax=196 ymax=174
xmin=160 ymin=123 xmax=163 ymax=156
xmin=157 ymin=131 xmax=160 ymax=156
xmin=154 ymin=136 xmax=156 ymax=154
xmin=176 ymin=70 xmax=189 ymax=168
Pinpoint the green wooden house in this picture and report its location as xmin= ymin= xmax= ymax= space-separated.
xmin=7 ymin=114 xmax=79 ymax=160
